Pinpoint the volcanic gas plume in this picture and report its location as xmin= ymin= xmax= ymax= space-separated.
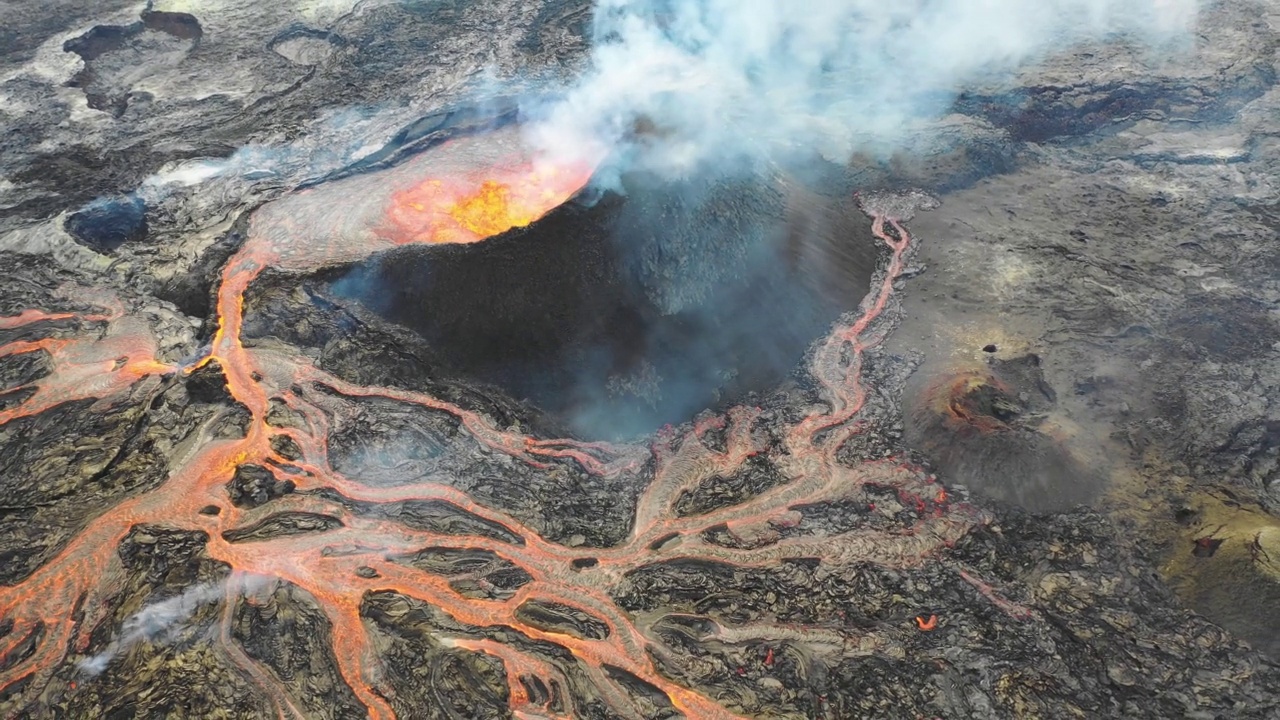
xmin=0 ymin=129 xmax=1029 ymax=719
xmin=520 ymin=0 xmax=1202 ymax=180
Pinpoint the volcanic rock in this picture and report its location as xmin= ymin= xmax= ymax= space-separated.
xmin=2 ymin=1 xmax=1280 ymax=719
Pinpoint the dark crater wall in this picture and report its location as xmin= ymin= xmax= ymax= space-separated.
xmin=325 ymin=167 xmax=880 ymax=440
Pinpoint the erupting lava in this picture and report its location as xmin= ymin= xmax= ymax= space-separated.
xmin=385 ymin=161 xmax=596 ymax=245
xmin=0 ymin=131 xmax=1028 ymax=720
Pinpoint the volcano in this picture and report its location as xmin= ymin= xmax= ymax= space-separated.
xmin=3 ymin=1 xmax=1280 ymax=719
xmin=1 ymin=119 xmax=984 ymax=719
xmin=315 ymin=159 xmax=880 ymax=440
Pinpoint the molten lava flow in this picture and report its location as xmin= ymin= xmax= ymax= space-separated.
xmin=0 ymin=143 xmax=1032 ymax=720
xmin=0 ymin=309 xmax=80 ymax=330
xmin=0 ymin=288 xmax=173 ymax=426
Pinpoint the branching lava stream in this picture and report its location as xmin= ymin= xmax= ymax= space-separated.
xmin=0 ymin=131 xmax=1026 ymax=719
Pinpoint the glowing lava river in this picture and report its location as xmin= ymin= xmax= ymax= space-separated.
xmin=0 ymin=127 xmax=1030 ymax=719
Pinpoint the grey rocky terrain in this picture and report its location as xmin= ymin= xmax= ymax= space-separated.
xmin=2 ymin=1 xmax=1280 ymax=718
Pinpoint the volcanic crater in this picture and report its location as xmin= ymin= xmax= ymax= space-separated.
xmin=4 ymin=1 xmax=1280 ymax=719
xmin=280 ymin=162 xmax=880 ymax=440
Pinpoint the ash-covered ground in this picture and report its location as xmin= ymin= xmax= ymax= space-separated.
xmin=2 ymin=1 xmax=1280 ymax=719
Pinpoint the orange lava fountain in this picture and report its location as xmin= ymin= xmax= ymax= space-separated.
xmin=384 ymin=161 xmax=595 ymax=245
xmin=0 ymin=133 xmax=1029 ymax=719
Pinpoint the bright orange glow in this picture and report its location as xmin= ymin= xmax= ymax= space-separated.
xmin=383 ymin=160 xmax=594 ymax=245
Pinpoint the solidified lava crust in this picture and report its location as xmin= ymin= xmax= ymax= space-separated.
xmin=1 ymin=119 xmax=1276 ymax=719
xmin=10 ymin=0 xmax=1280 ymax=713
xmin=0 ymin=126 xmax=1012 ymax=719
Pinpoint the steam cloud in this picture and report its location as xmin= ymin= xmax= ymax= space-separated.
xmin=78 ymin=575 xmax=272 ymax=676
xmin=522 ymin=0 xmax=1203 ymax=176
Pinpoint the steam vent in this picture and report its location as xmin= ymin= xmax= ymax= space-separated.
xmin=4 ymin=0 xmax=1280 ymax=718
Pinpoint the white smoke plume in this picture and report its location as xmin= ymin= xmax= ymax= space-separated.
xmin=522 ymin=0 xmax=1203 ymax=176
xmin=77 ymin=575 xmax=273 ymax=676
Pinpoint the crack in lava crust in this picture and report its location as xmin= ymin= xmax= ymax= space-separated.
xmin=0 ymin=135 xmax=1026 ymax=719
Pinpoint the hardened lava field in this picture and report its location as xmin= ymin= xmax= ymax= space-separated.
xmin=0 ymin=128 xmax=1008 ymax=720
xmin=7 ymin=0 xmax=1280 ymax=716
xmin=0 ymin=125 xmax=1275 ymax=720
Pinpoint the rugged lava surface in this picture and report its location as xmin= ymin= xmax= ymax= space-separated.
xmin=1 ymin=145 xmax=1004 ymax=718
xmin=4 ymin=1 xmax=1280 ymax=719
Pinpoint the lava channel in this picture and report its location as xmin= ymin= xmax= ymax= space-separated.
xmin=0 ymin=132 xmax=1030 ymax=720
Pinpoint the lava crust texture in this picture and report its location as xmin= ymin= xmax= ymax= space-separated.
xmin=3 ymin=1 xmax=1280 ymax=719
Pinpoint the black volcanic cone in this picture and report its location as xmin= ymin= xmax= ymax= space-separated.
xmin=328 ymin=164 xmax=879 ymax=440
xmin=905 ymin=354 xmax=1105 ymax=512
